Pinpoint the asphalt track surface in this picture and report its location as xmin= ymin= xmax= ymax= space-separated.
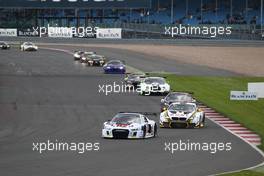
xmin=0 ymin=45 xmax=263 ymax=176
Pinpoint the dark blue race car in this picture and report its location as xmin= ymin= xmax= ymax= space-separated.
xmin=103 ymin=60 xmax=126 ymax=74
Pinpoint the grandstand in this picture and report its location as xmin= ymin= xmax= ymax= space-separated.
xmin=0 ymin=0 xmax=263 ymax=39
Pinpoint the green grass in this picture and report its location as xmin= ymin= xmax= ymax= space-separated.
xmin=163 ymin=75 xmax=264 ymax=175
xmin=219 ymin=170 xmax=264 ymax=176
xmin=164 ymin=75 xmax=264 ymax=150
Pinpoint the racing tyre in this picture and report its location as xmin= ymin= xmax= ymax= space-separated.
xmin=154 ymin=124 xmax=157 ymax=137
xmin=199 ymin=114 xmax=206 ymax=128
xmin=142 ymin=125 xmax=146 ymax=138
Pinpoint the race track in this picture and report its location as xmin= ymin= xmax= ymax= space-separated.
xmin=0 ymin=45 xmax=263 ymax=176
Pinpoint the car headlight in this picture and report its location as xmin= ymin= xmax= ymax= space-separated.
xmin=119 ymin=66 xmax=124 ymax=69
xmin=104 ymin=124 xmax=112 ymax=130
xmin=88 ymin=60 xmax=93 ymax=63
xmin=106 ymin=66 xmax=111 ymax=69
xmin=161 ymin=107 xmax=167 ymax=111
xmin=99 ymin=60 xmax=104 ymax=63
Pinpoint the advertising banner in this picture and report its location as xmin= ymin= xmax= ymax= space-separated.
xmin=48 ymin=26 xmax=72 ymax=38
xmin=0 ymin=28 xmax=17 ymax=37
xmin=248 ymin=83 xmax=264 ymax=98
xmin=96 ymin=28 xmax=122 ymax=39
xmin=18 ymin=28 xmax=39 ymax=37
xmin=230 ymin=91 xmax=258 ymax=100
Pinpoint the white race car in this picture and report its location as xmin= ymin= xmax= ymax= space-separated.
xmin=160 ymin=92 xmax=196 ymax=112
xmin=0 ymin=41 xmax=10 ymax=49
xmin=73 ymin=51 xmax=96 ymax=61
xmin=80 ymin=52 xmax=96 ymax=63
xmin=139 ymin=77 xmax=170 ymax=95
xmin=160 ymin=102 xmax=205 ymax=128
xmin=102 ymin=112 xmax=157 ymax=139
xmin=20 ymin=42 xmax=38 ymax=51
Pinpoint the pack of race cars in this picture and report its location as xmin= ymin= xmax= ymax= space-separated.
xmin=73 ymin=50 xmax=206 ymax=139
xmin=0 ymin=41 xmax=38 ymax=51
xmin=2 ymin=44 xmax=206 ymax=140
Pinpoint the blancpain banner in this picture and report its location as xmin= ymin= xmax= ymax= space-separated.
xmin=18 ymin=28 xmax=39 ymax=37
xmin=48 ymin=26 xmax=72 ymax=38
xmin=230 ymin=91 xmax=258 ymax=100
xmin=0 ymin=28 xmax=17 ymax=37
xmin=96 ymin=28 xmax=122 ymax=39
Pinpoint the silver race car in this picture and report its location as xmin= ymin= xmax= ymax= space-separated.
xmin=0 ymin=41 xmax=10 ymax=50
xmin=73 ymin=51 xmax=96 ymax=61
xmin=160 ymin=102 xmax=205 ymax=128
xmin=139 ymin=77 xmax=170 ymax=96
xmin=102 ymin=112 xmax=157 ymax=139
xmin=80 ymin=52 xmax=96 ymax=63
xmin=160 ymin=92 xmax=196 ymax=112
xmin=20 ymin=42 xmax=38 ymax=51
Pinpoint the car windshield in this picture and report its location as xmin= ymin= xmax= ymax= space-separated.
xmin=84 ymin=52 xmax=95 ymax=55
xmin=111 ymin=113 xmax=141 ymax=124
xmin=166 ymin=93 xmax=192 ymax=102
xmin=91 ymin=55 xmax=103 ymax=60
xmin=128 ymin=74 xmax=142 ymax=79
xmin=168 ymin=104 xmax=195 ymax=113
xmin=145 ymin=78 xmax=165 ymax=84
xmin=83 ymin=53 xmax=93 ymax=57
xmin=25 ymin=42 xmax=33 ymax=46
xmin=0 ymin=42 xmax=6 ymax=45
xmin=108 ymin=60 xmax=122 ymax=65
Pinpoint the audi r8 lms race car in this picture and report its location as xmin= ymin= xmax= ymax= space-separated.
xmin=79 ymin=52 xmax=96 ymax=63
xmin=139 ymin=77 xmax=170 ymax=95
xmin=0 ymin=41 xmax=10 ymax=49
xmin=87 ymin=54 xmax=106 ymax=66
xmin=20 ymin=42 xmax=38 ymax=51
xmin=160 ymin=92 xmax=196 ymax=112
xmin=160 ymin=102 xmax=205 ymax=128
xmin=103 ymin=60 xmax=126 ymax=74
xmin=124 ymin=73 xmax=146 ymax=88
xmin=102 ymin=112 xmax=157 ymax=139
xmin=73 ymin=51 xmax=96 ymax=61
